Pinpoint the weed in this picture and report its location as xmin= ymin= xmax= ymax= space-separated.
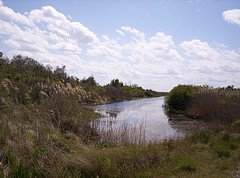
xmin=214 ymin=144 xmax=231 ymax=157
xmin=191 ymin=131 xmax=210 ymax=144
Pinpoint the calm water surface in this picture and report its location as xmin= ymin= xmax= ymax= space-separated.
xmin=93 ymin=97 xmax=186 ymax=142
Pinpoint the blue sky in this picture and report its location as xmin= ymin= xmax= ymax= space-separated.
xmin=0 ymin=0 xmax=240 ymax=91
xmin=4 ymin=0 xmax=240 ymax=47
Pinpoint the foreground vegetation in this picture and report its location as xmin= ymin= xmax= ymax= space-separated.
xmin=1 ymin=110 xmax=239 ymax=177
xmin=0 ymin=54 xmax=239 ymax=177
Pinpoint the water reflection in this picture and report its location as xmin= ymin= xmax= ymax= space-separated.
xmin=93 ymin=97 xmax=188 ymax=143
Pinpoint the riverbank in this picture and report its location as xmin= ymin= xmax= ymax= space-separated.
xmin=96 ymin=128 xmax=240 ymax=177
xmin=1 ymin=94 xmax=239 ymax=177
xmin=89 ymin=93 xmax=168 ymax=106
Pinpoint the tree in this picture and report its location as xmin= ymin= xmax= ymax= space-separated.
xmin=110 ymin=79 xmax=123 ymax=88
xmin=54 ymin=65 xmax=67 ymax=82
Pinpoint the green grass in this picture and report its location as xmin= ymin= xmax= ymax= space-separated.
xmin=93 ymin=129 xmax=239 ymax=177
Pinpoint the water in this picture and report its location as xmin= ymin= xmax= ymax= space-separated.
xmin=93 ymin=97 xmax=186 ymax=143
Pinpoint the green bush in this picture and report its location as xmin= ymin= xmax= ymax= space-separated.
xmin=215 ymin=146 xmax=231 ymax=157
xmin=181 ymin=163 xmax=196 ymax=172
xmin=172 ymin=155 xmax=196 ymax=172
xmin=165 ymin=85 xmax=198 ymax=112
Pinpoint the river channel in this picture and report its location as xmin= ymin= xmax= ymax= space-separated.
xmin=93 ymin=97 xmax=206 ymax=143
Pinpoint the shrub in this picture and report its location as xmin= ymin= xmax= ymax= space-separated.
xmin=166 ymin=85 xmax=240 ymax=123
xmin=181 ymin=163 xmax=196 ymax=172
xmin=214 ymin=145 xmax=231 ymax=157
xmin=165 ymin=85 xmax=198 ymax=112
xmin=172 ymin=156 xmax=196 ymax=172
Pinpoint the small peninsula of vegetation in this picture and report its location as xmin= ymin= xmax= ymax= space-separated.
xmin=165 ymin=84 xmax=240 ymax=123
xmin=0 ymin=53 xmax=239 ymax=177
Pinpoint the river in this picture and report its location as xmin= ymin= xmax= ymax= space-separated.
xmin=93 ymin=97 xmax=206 ymax=143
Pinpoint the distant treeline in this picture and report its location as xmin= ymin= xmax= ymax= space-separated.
xmin=0 ymin=54 xmax=165 ymax=106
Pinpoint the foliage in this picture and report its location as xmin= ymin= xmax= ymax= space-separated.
xmin=165 ymin=85 xmax=198 ymax=112
xmin=101 ymin=79 xmax=164 ymax=102
xmin=166 ymin=84 xmax=240 ymax=123
xmin=0 ymin=54 xmax=162 ymax=106
xmin=188 ymin=86 xmax=240 ymax=122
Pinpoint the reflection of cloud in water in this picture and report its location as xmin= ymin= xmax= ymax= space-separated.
xmin=93 ymin=97 xmax=182 ymax=143
xmin=93 ymin=97 xmax=207 ymax=143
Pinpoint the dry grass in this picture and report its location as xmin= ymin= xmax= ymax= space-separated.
xmin=93 ymin=117 xmax=147 ymax=145
xmin=0 ymin=94 xmax=100 ymax=177
xmin=186 ymin=87 xmax=240 ymax=123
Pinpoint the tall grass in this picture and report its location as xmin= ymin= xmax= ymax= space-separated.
xmin=187 ymin=87 xmax=240 ymax=123
xmin=165 ymin=85 xmax=240 ymax=123
xmin=0 ymin=94 xmax=101 ymax=177
xmin=92 ymin=116 xmax=147 ymax=145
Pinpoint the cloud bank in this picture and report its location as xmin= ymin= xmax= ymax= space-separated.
xmin=0 ymin=4 xmax=240 ymax=91
xmin=223 ymin=9 xmax=240 ymax=26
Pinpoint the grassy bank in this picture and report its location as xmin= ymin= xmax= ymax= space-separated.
xmin=1 ymin=115 xmax=239 ymax=177
xmin=97 ymin=128 xmax=240 ymax=177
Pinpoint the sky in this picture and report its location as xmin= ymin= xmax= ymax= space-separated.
xmin=0 ymin=0 xmax=240 ymax=91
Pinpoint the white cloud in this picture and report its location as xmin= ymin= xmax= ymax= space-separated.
xmin=28 ymin=6 xmax=98 ymax=43
xmin=223 ymin=9 xmax=240 ymax=26
xmin=121 ymin=26 xmax=145 ymax=41
xmin=115 ymin=29 xmax=125 ymax=36
xmin=0 ymin=20 xmax=52 ymax=53
xmin=86 ymin=29 xmax=184 ymax=90
xmin=180 ymin=39 xmax=240 ymax=87
xmin=0 ymin=3 xmax=240 ymax=91
xmin=29 ymin=6 xmax=67 ymax=22
xmin=0 ymin=6 xmax=33 ymax=26
xmin=0 ymin=4 xmax=97 ymax=53
xmin=180 ymin=39 xmax=220 ymax=59
xmin=122 ymin=31 xmax=181 ymax=64
xmin=0 ymin=0 xmax=3 ymax=6
xmin=87 ymin=35 xmax=123 ymax=60
xmin=51 ymin=42 xmax=82 ymax=53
